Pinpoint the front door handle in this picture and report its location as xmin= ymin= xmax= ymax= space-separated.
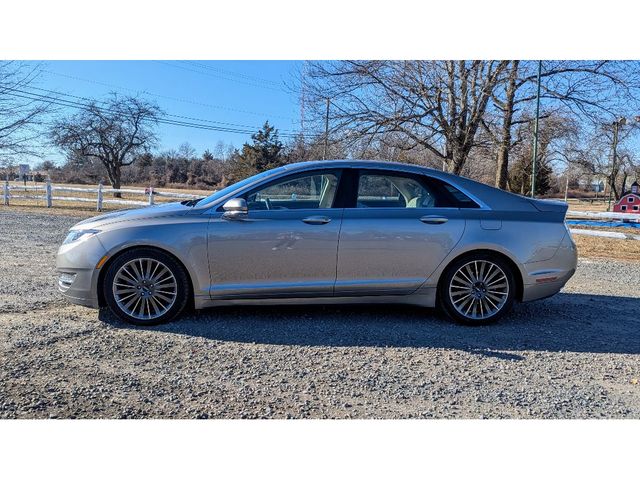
xmin=302 ymin=215 xmax=332 ymax=225
xmin=420 ymin=215 xmax=448 ymax=225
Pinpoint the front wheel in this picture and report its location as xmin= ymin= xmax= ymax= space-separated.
xmin=103 ymin=248 xmax=190 ymax=326
xmin=439 ymin=253 xmax=516 ymax=325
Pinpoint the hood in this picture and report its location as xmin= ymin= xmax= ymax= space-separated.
xmin=72 ymin=201 xmax=192 ymax=229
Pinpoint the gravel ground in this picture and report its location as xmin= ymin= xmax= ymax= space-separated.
xmin=1 ymin=210 xmax=639 ymax=419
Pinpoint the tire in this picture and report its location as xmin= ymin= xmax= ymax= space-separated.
xmin=438 ymin=252 xmax=516 ymax=325
xmin=103 ymin=248 xmax=190 ymax=326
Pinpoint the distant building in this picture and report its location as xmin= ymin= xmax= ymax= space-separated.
xmin=613 ymin=181 xmax=640 ymax=213
xmin=591 ymin=180 xmax=605 ymax=193
xmin=577 ymin=177 xmax=606 ymax=192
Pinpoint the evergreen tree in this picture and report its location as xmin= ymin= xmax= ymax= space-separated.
xmin=508 ymin=153 xmax=552 ymax=196
xmin=226 ymin=122 xmax=286 ymax=181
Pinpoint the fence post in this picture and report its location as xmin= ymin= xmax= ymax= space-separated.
xmin=97 ymin=182 xmax=103 ymax=211
xmin=45 ymin=179 xmax=52 ymax=208
xmin=3 ymin=180 xmax=8 ymax=206
xmin=148 ymin=186 xmax=154 ymax=206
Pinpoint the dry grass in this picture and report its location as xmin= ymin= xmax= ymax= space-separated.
xmin=564 ymin=197 xmax=611 ymax=212
xmin=572 ymin=233 xmax=640 ymax=261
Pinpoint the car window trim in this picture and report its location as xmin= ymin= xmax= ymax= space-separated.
xmin=341 ymin=168 xmax=482 ymax=210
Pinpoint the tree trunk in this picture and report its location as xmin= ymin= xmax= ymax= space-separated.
xmin=495 ymin=143 xmax=509 ymax=190
xmin=450 ymin=144 xmax=467 ymax=175
xmin=608 ymin=169 xmax=619 ymax=201
xmin=112 ymin=177 xmax=122 ymax=198
xmin=104 ymin=161 xmax=122 ymax=198
xmin=495 ymin=61 xmax=519 ymax=190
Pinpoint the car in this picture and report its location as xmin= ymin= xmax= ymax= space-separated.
xmin=56 ymin=160 xmax=577 ymax=326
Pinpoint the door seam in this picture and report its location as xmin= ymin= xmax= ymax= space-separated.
xmin=333 ymin=208 xmax=345 ymax=297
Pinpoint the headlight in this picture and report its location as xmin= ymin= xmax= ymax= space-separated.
xmin=63 ymin=229 xmax=101 ymax=245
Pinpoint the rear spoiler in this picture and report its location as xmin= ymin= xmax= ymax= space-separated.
xmin=529 ymin=199 xmax=569 ymax=220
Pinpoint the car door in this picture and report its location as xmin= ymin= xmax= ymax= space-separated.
xmin=207 ymin=169 xmax=344 ymax=299
xmin=335 ymin=169 xmax=468 ymax=296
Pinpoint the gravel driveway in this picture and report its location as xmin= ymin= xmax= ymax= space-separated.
xmin=1 ymin=210 xmax=639 ymax=419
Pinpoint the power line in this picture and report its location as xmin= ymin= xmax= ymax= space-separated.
xmin=25 ymin=86 xmax=282 ymax=132
xmin=178 ymin=61 xmax=282 ymax=87
xmin=6 ymin=87 xmax=321 ymax=139
xmin=6 ymin=89 xmax=261 ymax=135
xmin=42 ymin=69 xmax=296 ymax=122
xmin=154 ymin=61 xmax=288 ymax=93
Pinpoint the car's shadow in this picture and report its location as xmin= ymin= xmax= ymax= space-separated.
xmin=98 ymin=293 xmax=640 ymax=357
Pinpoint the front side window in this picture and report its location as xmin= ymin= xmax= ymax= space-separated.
xmin=245 ymin=172 xmax=340 ymax=210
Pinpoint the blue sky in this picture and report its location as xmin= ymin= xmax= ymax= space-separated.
xmin=27 ymin=60 xmax=303 ymax=164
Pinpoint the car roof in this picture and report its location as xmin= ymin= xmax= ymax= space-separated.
xmin=282 ymin=159 xmax=439 ymax=174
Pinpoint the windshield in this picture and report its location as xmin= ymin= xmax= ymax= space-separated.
xmin=197 ymin=167 xmax=287 ymax=207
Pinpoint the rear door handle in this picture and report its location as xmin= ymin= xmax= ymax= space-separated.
xmin=420 ymin=215 xmax=448 ymax=225
xmin=302 ymin=215 xmax=332 ymax=225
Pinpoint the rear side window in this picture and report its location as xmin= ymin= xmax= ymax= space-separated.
xmin=354 ymin=170 xmax=479 ymax=209
xmin=357 ymin=173 xmax=439 ymax=208
xmin=436 ymin=180 xmax=480 ymax=209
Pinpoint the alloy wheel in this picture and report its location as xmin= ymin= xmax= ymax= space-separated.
xmin=448 ymin=260 xmax=509 ymax=321
xmin=112 ymin=258 xmax=178 ymax=321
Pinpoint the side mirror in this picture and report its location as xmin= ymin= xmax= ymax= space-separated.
xmin=222 ymin=198 xmax=248 ymax=219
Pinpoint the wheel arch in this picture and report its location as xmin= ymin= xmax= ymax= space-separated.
xmin=436 ymin=248 xmax=524 ymax=303
xmin=96 ymin=245 xmax=195 ymax=309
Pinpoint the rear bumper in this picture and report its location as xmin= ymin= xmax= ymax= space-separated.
xmin=521 ymin=268 xmax=575 ymax=302
xmin=521 ymin=230 xmax=577 ymax=302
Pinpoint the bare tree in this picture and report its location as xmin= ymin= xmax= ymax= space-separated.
xmin=0 ymin=61 xmax=51 ymax=169
xmin=50 ymin=94 xmax=161 ymax=196
xmin=305 ymin=61 xmax=510 ymax=174
xmin=485 ymin=60 xmax=640 ymax=190
xmin=569 ymin=120 xmax=640 ymax=200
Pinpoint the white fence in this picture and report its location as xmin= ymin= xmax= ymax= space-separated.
xmin=2 ymin=180 xmax=201 ymax=211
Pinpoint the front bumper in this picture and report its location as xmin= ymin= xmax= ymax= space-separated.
xmin=55 ymin=234 xmax=107 ymax=309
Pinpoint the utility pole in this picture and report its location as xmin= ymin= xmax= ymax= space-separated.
xmin=300 ymin=60 xmax=307 ymax=137
xmin=607 ymin=118 xmax=624 ymax=211
xmin=530 ymin=60 xmax=542 ymax=198
xmin=323 ymin=97 xmax=330 ymax=160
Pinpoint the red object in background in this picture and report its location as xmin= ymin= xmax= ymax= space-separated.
xmin=613 ymin=181 xmax=640 ymax=213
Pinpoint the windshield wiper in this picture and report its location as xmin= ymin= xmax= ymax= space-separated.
xmin=180 ymin=198 xmax=204 ymax=207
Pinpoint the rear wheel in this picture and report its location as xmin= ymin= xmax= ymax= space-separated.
xmin=439 ymin=253 xmax=516 ymax=325
xmin=103 ymin=248 xmax=190 ymax=326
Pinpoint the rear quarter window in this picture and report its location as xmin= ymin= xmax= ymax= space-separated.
xmin=426 ymin=177 xmax=480 ymax=209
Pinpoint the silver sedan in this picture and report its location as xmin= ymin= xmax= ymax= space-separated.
xmin=56 ymin=160 xmax=577 ymax=325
